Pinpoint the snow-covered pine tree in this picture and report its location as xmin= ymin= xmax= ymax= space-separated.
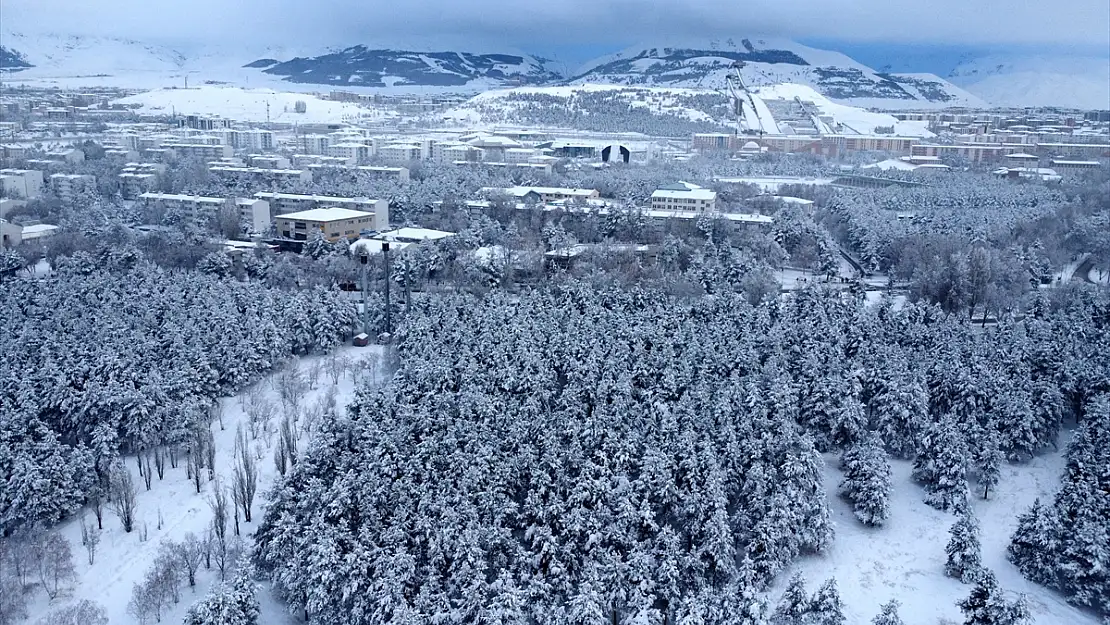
xmin=182 ymin=558 xmax=259 ymax=625
xmin=974 ymin=428 xmax=1004 ymax=500
xmin=838 ymin=431 xmax=892 ymax=526
xmin=769 ymin=573 xmax=810 ymax=625
xmin=808 ymin=578 xmax=846 ymax=625
xmin=946 ymin=508 xmax=983 ymax=583
xmin=913 ymin=414 xmax=970 ymax=511
xmin=1006 ymin=499 xmax=1059 ymax=587
xmin=870 ymin=599 xmax=905 ymax=625
xmin=957 ymin=569 xmax=1031 ymax=625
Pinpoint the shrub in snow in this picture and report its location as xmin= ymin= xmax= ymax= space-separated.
xmin=183 ymin=559 xmax=259 ymax=625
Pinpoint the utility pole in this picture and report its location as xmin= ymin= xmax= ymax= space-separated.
xmin=359 ymin=252 xmax=370 ymax=336
xmin=382 ymin=242 xmax=392 ymax=335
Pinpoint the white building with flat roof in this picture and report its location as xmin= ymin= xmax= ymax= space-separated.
xmin=276 ymin=207 xmax=377 ymax=242
xmin=254 ymin=192 xmax=388 ymax=231
xmin=650 ymin=186 xmax=717 ymax=212
xmin=139 ymin=192 xmax=231 ymax=225
xmin=236 ymin=198 xmax=272 ymax=235
xmin=380 ymin=143 xmax=421 ymax=163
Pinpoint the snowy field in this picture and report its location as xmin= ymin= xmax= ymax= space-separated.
xmin=774 ymin=442 xmax=1098 ymax=625
xmin=22 ymin=345 xmax=388 ymax=624
xmin=755 ymin=83 xmax=935 ymax=138
xmin=111 ymin=86 xmax=393 ymax=124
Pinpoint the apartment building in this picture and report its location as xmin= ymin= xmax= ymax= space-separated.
xmin=379 ymin=143 xmax=421 ymax=163
xmin=300 ymin=135 xmax=331 ymax=155
xmin=911 ymin=144 xmax=1010 ymax=164
xmin=253 ymin=192 xmax=389 ymax=231
xmin=104 ymin=148 xmax=141 ymax=162
xmin=44 ymin=148 xmax=85 ymax=164
xmin=249 ymin=155 xmax=291 ymax=169
xmin=0 ymin=169 xmax=44 ymax=199
xmin=139 ymin=193 xmax=231 ymax=224
xmin=49 ymin=173 xmax=96 ymax=203
xmin=119 ymin=163 xmax=167 ymax=199
xmin=354 ymin=165 xmax=410 ymax=182
xmin=651 ymin=183 xmax=717 ymax=212
xmin=493 ymin=186 xmax=601 ymax=203
xmin=293 ymin=154 xmax=355 ymax=168
xmin=161 ymin=142 xmax=234 ymax=160
xmin=276 ymin=208 xmax=377 ymax=242
xmin=328 ymin=143 xmax=371 ymax=163
xmin=209 ymin=166 xmax=313 ymax=185
xmin=236 ymin=198 xmax=272 ymax=235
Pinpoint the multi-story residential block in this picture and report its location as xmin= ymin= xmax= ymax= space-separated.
xmin=328 ymin=143 xmax=371 ymax=163
xmin=300 ymin=135 xmax=331 ymax=155
xmin=353 ymin=165 xmax=410 ymax=182
xmin=44 ymin=148 xmax=85 ymax=164
xmin=235 ymin=198 xmax=272 ymax=235
xmin=139 ymin=193 xmax=231 ymax=225
xmin=379 ymin=143 xmax=421 ymax=163
xmin=50 ymin=173 xmax=96 ymax=203
xmin=104 ymin=148 xmax=141 ymax=162
xmin=248 ymin=155 xmax=291 ymax=169
xmin=209 ymin=166 xmax=313 ymax=185
xmin=0 ymin=169 xmax=44 ymax=199
xmin=161 ymin=142 xmax=234 ymax=160
xmin=276 ymin=208 xmax=378 ymax=242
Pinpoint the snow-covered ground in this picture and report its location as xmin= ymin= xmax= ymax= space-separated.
xmin=22 ymin=345 xmax=387 ymax=624
xmin=111 ymin=86 xmax=392 ymax=124
xmin=773 ymin=443 xmax=1098 ymax=625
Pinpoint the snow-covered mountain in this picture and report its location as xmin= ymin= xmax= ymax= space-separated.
xmin=568 ymin=38 xmax=986 ymax=109
xmin=948 ymin=55 xmax=1110 ymax=110
xmin=253 ymin=46 xmax=564 ymax=89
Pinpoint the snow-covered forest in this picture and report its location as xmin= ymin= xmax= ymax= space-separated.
xmin=0 ymin=143 xmax=1107 ymax=625
xmin=254 ymin=283 xmax=1110 ymax=624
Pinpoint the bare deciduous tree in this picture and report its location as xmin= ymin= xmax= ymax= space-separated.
xmin=34 ymin=599 xmax=108 ymax=625
xmin=142 ymin=451 xmax=153 ymax=491
xmin=109 ymin=463 xmax=137 ymax=533
xmin=80 ymin=514 xmax=100 ymax=565
xmin=33 ymin=532 xmax=75 ymax=600
xmin=153 ymin=446 xmax=166 ymax=480
xmin=175 ymin=533 xmax=204 ymax=588
xmin=280 ymin=414 xmax=298 ymax=467
xmin=209 ymin=481 xmax=232 ymax=580
xmin=231 ymin=426 xmax=258 ymax=524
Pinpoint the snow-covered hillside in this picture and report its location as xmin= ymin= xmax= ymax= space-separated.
xmin=443 ymin=82 xmax=935 ymax=138
xmin=256 ymin=46 xmax=563 ymax=89
xmin=949 ymin=55 xmax=1110 ymax=110
xmin=111 ymin=86 xmax=391 ymax=124
xmin=569 ymin=38 xmax=985 ymax=109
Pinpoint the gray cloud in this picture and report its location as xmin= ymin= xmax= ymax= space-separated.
xmin=5 ymin=0 xmax=1109 ymax=50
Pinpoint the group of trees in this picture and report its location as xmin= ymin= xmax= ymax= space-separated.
xmin=254 ymin=279 xmax=1110 ymax=623
xmin=1007 ymin=397 xmax=1110 ymax=616
xmin=0 ymin=251 xmax=358 ymax=535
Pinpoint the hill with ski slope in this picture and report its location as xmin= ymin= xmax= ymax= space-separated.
xmin=442 ymin=82 xmax=935 ymax=137
xmin=568 ymin=38 xmax=986 ymax=109
xmin=948 ymin=54 xmax=1110 ymax=110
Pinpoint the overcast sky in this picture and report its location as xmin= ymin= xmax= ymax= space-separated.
xmin=5 ymin=0 xmax=1109 ymax=56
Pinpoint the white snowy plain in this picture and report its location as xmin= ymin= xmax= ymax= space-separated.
xmin=21 ymin=345 xmax=387 ymax=625
xmin=18 ymin=345 xmax=1099 ymax=625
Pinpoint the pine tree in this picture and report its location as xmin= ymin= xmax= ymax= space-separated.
xmin=958 ymin=570 xmax=1032 ymax=625
xmin=1007 ymin=499 xmax=1059 ymax=585
xmin=770 ymin=573 xmax=811 ymax=625
xmin=808 ymin=578 xmax=846 ymax=625
xmin=913 ymin=415 xmax=969 ymax=512
xmin=946 ymin=509 xmax=983 ymax=583
xmin=871 ymin=599 xmax=905 ymax=625
xmin=975 ymin=429 xmax=1004 ymax=500
xmin=839 ymin=432 xmax=892 ymax=526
